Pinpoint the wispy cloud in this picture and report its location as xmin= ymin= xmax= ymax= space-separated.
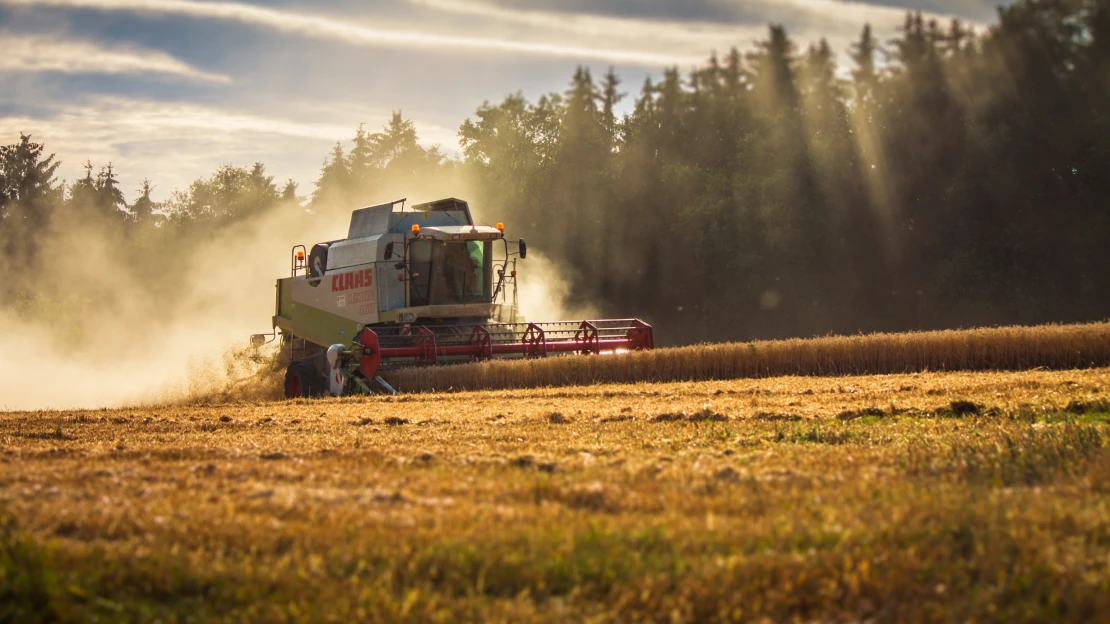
xmin=409 ymin=0 xmax=990 ymax=58
xmin=758 ymin=0 xmax=991 ymax=32
xmin=0 ymin=33 xmax=230 ymax=82
xmin=411 ymin=0 xmax=769 ymax=54
xmin=0 ymin=0 xmax=704 ymax=66
xmin=418 ymin=0 xmax=989 ymax=29
xmin=0 ymin=97 xmax=456 ymax=199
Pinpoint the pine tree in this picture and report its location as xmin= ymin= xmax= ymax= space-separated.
xmin=550 ymin=67 xmax=609 ymax=278
xmin=653 ymin=68 xmax=686 ymax=161
xmin=312 ymin=142 xmax=351 ymax=207
xmin=0 ymin=134 xmax=61 ymax=207
xmin=281 ymin=179 xmax=299 ymax=203
xmin=748 ymin=24 xmax=800 ymax=112
xmin=947 ymin=18 xmax=967 ymax=55
xmin=348 ymin=123 xmax=375 ymax=192
xmin=801 ymin=39 xmax=839 ymax=103
xmin=95 ymin=162 xmax=127 ymax=220
xmin=244 ymin=162 xmax=279 ymax=217
xmin=0 ymin=134 xmax=62 ymax=272
xmin=600 ymin=67 xmax=624 ymax=139
xmin=131 ymin=179 xmax=158 ymax=225
xmin=68 ymin=161 xmax=98 ymax=211
xmin=850 ymin=25 xmax=880 ymax=103
xmin=371 ymin=112 xmax=420 ymax=170
xmin=891 ymin=12 xmax=929 ymax=70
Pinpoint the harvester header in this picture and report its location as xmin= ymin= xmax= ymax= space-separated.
xmin=253 ymin=197 xmax=654 ymax=397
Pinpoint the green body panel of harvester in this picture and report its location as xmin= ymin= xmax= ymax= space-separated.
xmin=273 ymin=276 xmax=364 ymax=349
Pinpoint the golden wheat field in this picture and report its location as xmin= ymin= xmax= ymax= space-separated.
xmin=385 ymin=321 xmax=1110 ymax=392
xmin=4 ymin=365 xmax=1110 ymax=623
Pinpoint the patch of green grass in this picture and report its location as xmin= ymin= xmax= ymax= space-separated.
xmin=1037 ymin=410 xmax=1110 ymax=425
xmin=908 ymin=422 xmax=1106 ymax=486
xmin=0 ymin=516 xmax=61 ymax=624
xmin=13 ymin=492 xmax=1110 ymax=623
xmin=773 ymin=423 xmax=858 ymax=445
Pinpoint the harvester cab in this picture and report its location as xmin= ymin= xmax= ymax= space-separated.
xmin=255 ymin=198 xmax=655 ymax=398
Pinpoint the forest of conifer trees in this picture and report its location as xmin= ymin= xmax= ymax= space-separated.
xmin=2 ymin=1 xmax=1108 ymax=345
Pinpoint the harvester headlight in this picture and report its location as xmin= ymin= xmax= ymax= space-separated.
xmin=496 ymin=222 xmax=504 ymax=232
xmin=411 ymin=224 xmax=420 ymax=234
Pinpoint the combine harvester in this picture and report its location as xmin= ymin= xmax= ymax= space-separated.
xmin=252 ymin=198 xmax=655 ymax=397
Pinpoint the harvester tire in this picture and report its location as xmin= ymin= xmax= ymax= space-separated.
xmin=284 ymin=360 xmax=326 ymax=399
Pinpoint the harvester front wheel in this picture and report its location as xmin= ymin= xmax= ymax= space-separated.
xmin=284 ymin=360 xmax=326 ymax=399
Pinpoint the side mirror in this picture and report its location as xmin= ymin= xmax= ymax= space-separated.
xmin=394 ymin=261 xmax=406 ymax=270
xmin=518 ymin=238 xmax=528 ymax=260
xmin=384 ymin=242 xmax=394 ymax=260
xmin=250 ymin=334 xmax=268 ymax=348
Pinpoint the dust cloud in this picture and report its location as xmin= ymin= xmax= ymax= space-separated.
xmin=514 ymin=251 xmax=598 ymax=323
xmin=0 ymin=188 xmax=581 ymax=411
xmin=0 ymin=205 xmax=336 ymax=411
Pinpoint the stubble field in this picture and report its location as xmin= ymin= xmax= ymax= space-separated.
xmin=3 ymin=367 xmax=1110 ymax=622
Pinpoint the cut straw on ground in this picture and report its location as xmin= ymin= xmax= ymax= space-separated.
xmin=2 ymin=368 xmax=1109 ymax=621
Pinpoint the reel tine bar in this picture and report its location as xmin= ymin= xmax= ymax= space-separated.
xmin=415 ymin=326 xmax=437 ymax=367
xmin=523 ymin=323 xmax=547 ymax=358
xmin=575 ymin=321 xmax=600 ymax=355
xmin=469 ymin=325 xmax=493 ymax=361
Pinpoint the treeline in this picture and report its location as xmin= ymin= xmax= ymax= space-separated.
xmin=2 ymin=0 xmax=1108 ymax=344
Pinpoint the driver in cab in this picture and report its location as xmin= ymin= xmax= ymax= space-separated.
xmin=438 ymin=242 xmax=483 ymax=303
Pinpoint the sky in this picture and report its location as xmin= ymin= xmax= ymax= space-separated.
xmin=0 ymin=0 xmax=1011 ymax=203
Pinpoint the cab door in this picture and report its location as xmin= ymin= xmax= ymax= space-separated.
xmin=407 ymin=239 xmax=433 ymax=307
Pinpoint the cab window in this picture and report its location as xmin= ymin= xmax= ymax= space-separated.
xmin=431 ymin=242 xmax=485 ymax=305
